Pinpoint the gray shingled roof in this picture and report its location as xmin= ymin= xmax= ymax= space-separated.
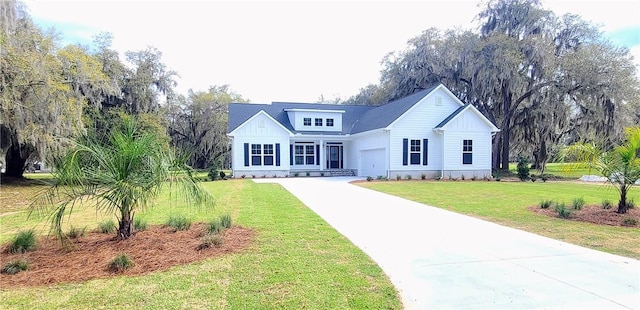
xmin=434 ymin=103 xmax=471 ymax=129
xmin=228 ymin=83 xmax=443 ymax=135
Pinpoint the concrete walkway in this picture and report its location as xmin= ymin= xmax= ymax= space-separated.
xmin=254 ymin=177 xmax=640 ymax=309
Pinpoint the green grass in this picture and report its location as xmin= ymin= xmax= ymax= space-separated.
xmin=508 ymin=162 xmax=602 ymax=179
xmin=0 ymin=180 xmax=400 ymax=309
xmin=359 ymin=180 xmax=640 ymax=259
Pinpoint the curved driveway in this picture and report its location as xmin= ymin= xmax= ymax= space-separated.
xmin=253 ymin=177 xmax=640 ymax=309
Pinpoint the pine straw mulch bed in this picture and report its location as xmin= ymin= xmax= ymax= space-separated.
xmin=0 ymin=224 xmax=254 ymax=288
xmin=529 ymin=204 xmax=640 ymax=227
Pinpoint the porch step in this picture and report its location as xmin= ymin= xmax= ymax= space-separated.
xmin=327 ymin=169 xmax=356 ymax=177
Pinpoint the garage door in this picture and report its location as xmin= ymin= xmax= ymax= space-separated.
xmin=360 ymin=148 xmax=386 ymax=177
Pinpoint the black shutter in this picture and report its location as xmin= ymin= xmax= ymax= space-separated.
xmin=275 ymin=143 xmax=281 ymax=166
xmin=243 ymin=143 xmax=249 ymax=166
xmin=402 ymin=139 xmax=408 ymax=166
xmin=316 ymin=145 xmax=320 ymax=165
xmin=289 ymin=144 xmax=293 ymax=165
xmin=423 ymin=139 xmax=428 ymax=166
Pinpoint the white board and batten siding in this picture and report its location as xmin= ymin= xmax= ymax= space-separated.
xmin=229 ymin=111 xmax=291 ymax=176
xmin=389 ymin=88 xmax=462 ymax=173
xmin=440 ymin=108 xmax=495 ymax=176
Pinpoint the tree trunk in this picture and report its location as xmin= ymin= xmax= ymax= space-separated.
xmin=117 ymin=209 xmax=134 ymax=239
xmin=617 ymin=186 xmax=628 ymax=214
xmin=2 ymin=140 xmax=33 ymax=179
xmin=500 ymin=126 xmax=511 ymax=171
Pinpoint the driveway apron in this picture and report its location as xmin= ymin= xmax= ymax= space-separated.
xmin=253 ymin=177 xmax=640 ymax=309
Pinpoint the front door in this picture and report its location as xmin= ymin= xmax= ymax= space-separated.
xmin=329 ymin=145 xmax=342 ymax=169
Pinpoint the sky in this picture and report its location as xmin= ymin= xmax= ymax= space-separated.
xmin=23 ymin=0 xmax=640 ymax=103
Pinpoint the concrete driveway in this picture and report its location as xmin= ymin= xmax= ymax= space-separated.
xmin=253 ymin=177 xmax=640 ymax=309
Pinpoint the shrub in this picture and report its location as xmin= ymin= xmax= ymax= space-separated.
xmin=539 ymin=200 xmax=553 ymax=209
xmin=208 ymin=166 xmax=220 ymax=181
xmin=199 ymin=234 xmax=223 ymax=249
xmin=66 ymin=226 xmax=86 ymax=239
xmin=406 ymin=174 xmax=412 ymax=180
xmin=555 ymin=203 xmax=571 ymax=219
xmin=471 ymin=175 xmax=477 ymax=181
xmin=293 ymin=172 xmax=299 ymax=177
xmin=9 ymin=230 xmax=37 ymax=253
xmin=305 ymin=172 xmax=310 ymax=177
xmin=516 ymin=156 xmax=530 ymax=181
xmin=206 ymin=219 xmax=222 ymax=234
xmin=366 ymin=176 xmax=373 ymax=181
xmin=165 ymin=215 xmax=191 ymax=231
xmin=396 ymin=175 xmax=401 ymax=181
xmin=219 ymin=171 xmax=226 ymax=180
xmin=421 ymin=174 xmax=426 ymax=180
xmin=530 ymin=175 xmax=537 ymax=182
xmin=628 ymin=199 xmax=636 ymax=209
xmin=241 ymin=174 xmax=246 ymax=178
xmin=460 ymin=174 xmax=465 ymax=181
xmin=320 ymin=172 xmax=325 ymax=177
xmin=98 ymin=220 xmax=116 ymax=234
xmin=220 ymin=214 xmax=232 ymax=229
xmin=572 ymin=197 xmax=585 ymax=210
xmin=109 ymin=254 xmax=134 ymax=272
xmin=622 ymin=217 xmax=638 ymax=227
xmin=601 ymin=200 xmax=613 ymax=209
xmin=134 ymin=217 xmax=148 ymax=231
xmin=1 ymin=259 xmax=29 ymax=275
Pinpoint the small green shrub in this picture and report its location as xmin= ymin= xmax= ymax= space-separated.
xmin=396 ymin=175 xmax=401 ymax=181
xmin=134 ymin=217 xmax=148 ymax=231
xmin=9 ymin=229 xmax=37 ymax=253
xmin=622 ymin=217 xmax=638 ymax=227
xmin=406 ymin=174 xmax=412 ymax=180
xmin=1 ymin=259 xmax=29 ymax=275
xmin=219 ymin=171 xmax=226 ymax=180
xmin=206 ymin=219 xmax=222 ymax=234
xmin=165 ymin=215 xmax=192 ymax=231
xmin=220 ymin=214 xmax=232 ymax=229
xmin=530 ymin=175 xmax=537 ymax=182
xmin=421 ymin=173 xmax=426 ymax=180
xmin=109 ymin=254 xmax=134 ymax=272
xmin=539 ymin=200 xmax=553 ymax=209
xmin=628 ymin=199 xmax=636 ymax=209
xmin=293 ymin=172 xmax=299 ymax=177
xmin=572 ymin=197 xmax=585 ymax=210
xmin=366 ymin=176 xmax=373 ymax=181
xmin=555 ymin=203 xmax=571 ymax=219
xmin=98 ymin=220 xmax=116 ymax=234
xmin=66 ymin=226 xmax=86 ymax=239
xmin=208 ymin=166 xmax=220 ymax=181
xmin=471 ymin=175 xmax=477 ymax=181
xmin=516 ymin=156 xmax=530 ymax=181
xmin=601 ymin=199 xmax=613 ymax=209
xmin=460 ymin=174 xmax=465 ymax=181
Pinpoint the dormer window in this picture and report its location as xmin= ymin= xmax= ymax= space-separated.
xmin=303 ymin=118 xmax=311 ymax=126
xmin=315 ymin=118 xmax=323 ymax=126
xmin=326 ymin=118 xmax=334 ymax=127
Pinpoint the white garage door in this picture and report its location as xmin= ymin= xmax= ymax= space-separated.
xmin=360 ymin=148 xmax=386 ymax=177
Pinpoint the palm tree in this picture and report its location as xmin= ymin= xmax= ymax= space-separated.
xmin=34 ymin=118 xmax=213 ymax=239
xmin=561 ymin=127 xmax=640 ymax=214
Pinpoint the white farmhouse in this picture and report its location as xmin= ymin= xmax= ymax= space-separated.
xmin=227 ymin=83 xmax=500 ymax=179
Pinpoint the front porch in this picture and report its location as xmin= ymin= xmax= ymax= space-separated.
xmin=290 ymin=139 xmax=350 ymax=171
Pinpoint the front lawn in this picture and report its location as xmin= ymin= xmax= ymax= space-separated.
xmin=358 ymin=180 xmax=640 ymax=259
xmin=0 ymin=179 xmax=400 ymax=309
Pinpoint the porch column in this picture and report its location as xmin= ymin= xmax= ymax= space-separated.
xmin=319 ymin=139 xmax=324 ymax=171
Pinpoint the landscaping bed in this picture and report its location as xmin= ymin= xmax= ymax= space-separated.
xmin=1 ymin=224 xmax=254 ymax=288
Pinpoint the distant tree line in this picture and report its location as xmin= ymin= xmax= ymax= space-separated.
xmin=2 ymin=0 xmax=638 ymax=178
xmin=344 ymin=0 xmax=640 ymax=172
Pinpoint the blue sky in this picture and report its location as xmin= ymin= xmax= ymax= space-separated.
xmin=25 ymin=0 xmax=640 ymax=103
